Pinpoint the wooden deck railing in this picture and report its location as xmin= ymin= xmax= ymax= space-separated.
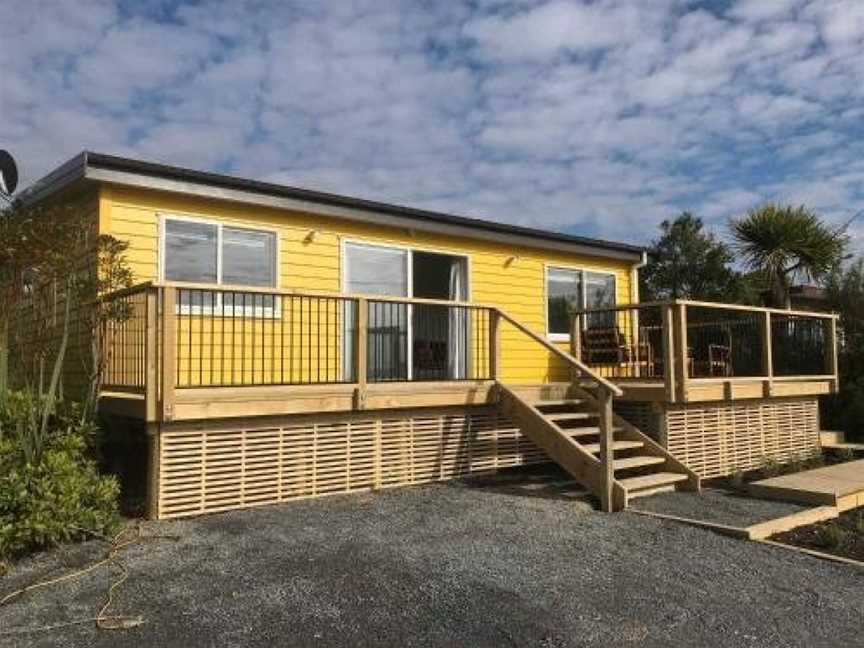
xmin=100 ymin=286 xmax=839 ymax=419
xmin=100 ymin=283 xmax=499 ymax=400
xmin=571 ymin=299 xmax=839 ymax=401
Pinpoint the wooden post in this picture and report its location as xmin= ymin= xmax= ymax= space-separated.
xmin=674 ymin=303 xmax=688 ymax=402
xmin=570 ymin=313 xmax=583 ymax=360
xmin=146 ymin=422 xmax=161 ymax=520
xmin=761 ymin=311 xmax=773 ymax=397
xmin=570 ymin=313 xmax=582 ymax=383
xmin=161 ymin=287 xmax=176 ymax=421
xmin=144 ymin=287 xmax=158 ymax=422
xmin=632 ymin=307 xmax=641 ymax=378
xmin=661 ymin=305 xmax=676 ymax=403
xmin=489 ymin=309 xmax=502 ymax=380
xmin=354 ymin=298 xmax=368 ymax=409
xmin=598 ymin=389 xmax=615 ymax=513
xmin=826 ymin=316 xmax=839 ymax=391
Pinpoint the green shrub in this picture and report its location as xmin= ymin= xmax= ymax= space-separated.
xmin=818 ymin=525 xmax=850 ymax=550
xmin=787 ymin=454 xmax=804 ymax=475
xmin=728 ymin=469 xmax=746 ymax=492
xmin=855 ymin=511 xmax=864 ymax=537
xmin=835 ymin=447 xmax=856 ymax=463
xmin=760 ymin=456 xmax=782 ymax=478
xmin=0 ymin=391 xmax=121 ymax=559
xmin=0 ymin=390 xmax=44 ymax=462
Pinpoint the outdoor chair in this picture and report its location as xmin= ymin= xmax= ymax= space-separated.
xmin=582 ymin=327 xmax=654 ymax=376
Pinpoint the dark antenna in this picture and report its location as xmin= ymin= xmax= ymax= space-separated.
xmin=0 ymin=150 xmax=19 ymax=204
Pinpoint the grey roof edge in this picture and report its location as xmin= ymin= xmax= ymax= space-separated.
xmin=17 ymin=150 xmax=646 ymax=260
xmin=14 ymin=153 xmax=88 ymax=206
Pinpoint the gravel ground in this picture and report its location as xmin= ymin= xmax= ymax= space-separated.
xmin=2 ymin=466 xmax=863 ymax=648
xmin=628 ymin=488 xmax=810 ymax=528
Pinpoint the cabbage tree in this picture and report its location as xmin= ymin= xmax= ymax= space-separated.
xmin=731 ymin=204 xmax=848 ymax=309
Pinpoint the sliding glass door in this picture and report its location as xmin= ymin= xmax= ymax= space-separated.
xmin=343 ymin=243 xmax=471 ymax=382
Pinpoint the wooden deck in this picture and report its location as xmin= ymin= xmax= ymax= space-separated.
xmin=749 ymin=459 xmax=864 ymax=512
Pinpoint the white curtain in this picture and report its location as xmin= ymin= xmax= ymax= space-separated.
xmin=447 ymin=260 xmax=467 ymax=379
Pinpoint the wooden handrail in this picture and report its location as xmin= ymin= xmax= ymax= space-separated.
xmin=570 ymin=301 xmax=670 ymax=315
xmin=674 ymin=299 xmax=838 ymax=320
xmin=496 ymin=309 xmax=623 ymax=397
xmin=572 ymin=298 xmax=837 ymax=320
xmin=151 ymin=281 xmax=496 ymax=311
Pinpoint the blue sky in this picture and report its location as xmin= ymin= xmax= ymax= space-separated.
xmin=2 ymin=0 xmax=863 ymax=252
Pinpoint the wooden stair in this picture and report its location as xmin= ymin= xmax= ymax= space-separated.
xmin=498 ymin=383 xmax=700 ymax=510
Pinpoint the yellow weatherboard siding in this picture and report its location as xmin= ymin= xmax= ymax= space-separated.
xmin=99 ymin=185 xmax=635 ymax=384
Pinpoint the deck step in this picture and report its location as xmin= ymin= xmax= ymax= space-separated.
xmin=532 ymin=399 xmax=585 ymax=407
xmin=563 ymin=426 xmax=623 ymax=438
xmin=548 ymin=412 xmax=594 ymax=422
xmin=618 ymin=472 xmax=688 ymax=492
xmin=613 ymin=456 xmax=666 ymax=471
xmin=582 ymin=440 xmax=644 ymax=454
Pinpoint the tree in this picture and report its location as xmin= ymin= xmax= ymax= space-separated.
xmin=0 ymin=201 xmax=132 ymax=445
xmin=730 ymin=204 xmax=848 ymax=309
xmin=825 ymin=259 xmax=864 ymax=440
xmin=640 ymin=212 xmax=741 ymax=301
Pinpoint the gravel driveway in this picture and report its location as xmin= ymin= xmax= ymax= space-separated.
xmin=2 ymin=466 xmax=862 ymax=648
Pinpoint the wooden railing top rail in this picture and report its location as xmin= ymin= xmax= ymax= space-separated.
xmin=142 ymin=281 xmax=497 ymax=311
xmin=676 ymin=299 xmax=838 ymax=319
xmin=572 ymin=298 xmax=838 ymax=320
xmin=107 ymin=283 xmax=838 ymax=322
xmin=497 ymin=310 xmax=623 ymax=397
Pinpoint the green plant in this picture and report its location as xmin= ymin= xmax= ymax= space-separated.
xmin=835 ymin=447 xmax=856 ymax=463
xmin=0 ymin=390 xmax=43 ymax=461
xmin=786 ymin=454 xmax=805 ymax=475
xmin=806 ymin=453 xmax=826 ymax=469
xmin=853 ymin=512 xmax=864 ymax=536
xmin=731 ymin=204 xmax=848 ymax=308
xmin=760 ymin=456 xmax=782 ymax=478
xmin=728 ymin=469 xmax=746 ymax=492
xmin=818 ymin=525 xmax=850 ymax=550
xmin=640 ymin=212 xmax=743 ymax=302
xmin=0 ymin=391 xmax=120 ymax=559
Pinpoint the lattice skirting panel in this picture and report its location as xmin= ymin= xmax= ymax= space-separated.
xmin=615 ymin=402 xmax=661 ymax=441
xmin=663 ymin=397 xmax=820 ymax=479
xmin=155 ymin=407 xmax=547 ymax=519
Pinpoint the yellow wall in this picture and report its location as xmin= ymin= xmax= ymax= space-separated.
xmin=99 ymin=184 xmax=637 ymax=384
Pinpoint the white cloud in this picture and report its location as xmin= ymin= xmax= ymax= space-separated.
xmin=462 ymin=1 xmax=648 ymax=61
xmin=1 ymin=0 xmax=863 ymax=256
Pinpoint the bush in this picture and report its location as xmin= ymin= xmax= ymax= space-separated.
xmin=823 ymin=377 xmax=864 ymax=444
xmin=760 ymin=456 xmax=782 ymax=479
xmin=818 ymin=525 xmax=850 ymax=550
xmin=0 ymin=391 xmax=121 ymax=559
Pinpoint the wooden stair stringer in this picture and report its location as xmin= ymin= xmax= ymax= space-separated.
xmin=497 ymin=383 xmax=608 ymax=501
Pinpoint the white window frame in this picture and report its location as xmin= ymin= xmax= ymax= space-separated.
xmin=340 ymin=238 xmax=472 ymax=381
xmin=158 ymin=213 xmax=280 ymax=316
xmin=545 ymin=264 xmax=617 ymax=341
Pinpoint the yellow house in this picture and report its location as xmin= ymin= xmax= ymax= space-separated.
xmin=15 ymin=152 xmax=840 ymax=518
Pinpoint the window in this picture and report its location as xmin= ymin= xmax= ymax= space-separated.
xmin=546 ymin=267 xmax=616 ymax=337
xmin=547 ymin=268 xmax=582 ymax=336
xmin=162 ymin=217 xmax=278 ymax=315
xmin=164 ymin=220 xmax=217 ymax=283
xmin=343 ymin=242 xmax=410 ymax=381
xmin=222 ymin=227 xmax=277 ymax=287
xmin=163 ymin=218 xmax=277 ymax=287
xmin=344 ymin=242 xmax=408 ymax=296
